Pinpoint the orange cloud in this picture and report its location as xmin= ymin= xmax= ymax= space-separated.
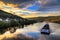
xmin=0 ymin=1 xmax=18 ymax=8
xmin=5 ymin=4 xmax=18 ymax=8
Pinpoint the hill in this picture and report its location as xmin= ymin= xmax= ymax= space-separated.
xmin=0 ymin=10 xmax=36 ymax=34
xmin=0 ymin=10 xmax=23 ymax=19
xmin=27 ymin=16 xmax=60 ymax=23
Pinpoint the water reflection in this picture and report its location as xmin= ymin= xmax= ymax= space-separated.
xmin=0 ymin=22 xmax=60 ymax=40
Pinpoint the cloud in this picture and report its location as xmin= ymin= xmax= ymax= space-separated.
xmin=38 ymin=0 xmax=60 ymax=6
xmin=1 ymin=0 xmax=60 ymax=8
xmin=0 ymin=1 xmax=18 ymax=8
xmin=0 ymin=0 xmax=36 ymax=8
xmin=45 ymin=0 xmax=60 ymax=6
xmin=37 ymin=0 xmax=60 ymax=11
xmin=0 ymin=0 xmax=60 ymax=11
xmin=0 ymin=0 xmax=34 ymax=4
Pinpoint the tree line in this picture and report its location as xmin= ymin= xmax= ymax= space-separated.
xmin=0 ymin=10 xmax=37 ymax=34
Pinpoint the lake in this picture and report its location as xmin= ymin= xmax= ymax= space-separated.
xmin=0 ymin=22 xmax=60 ymax=40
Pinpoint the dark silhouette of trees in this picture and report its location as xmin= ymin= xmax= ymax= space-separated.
xmin=0 ymin=10 xmax=37 ymax=34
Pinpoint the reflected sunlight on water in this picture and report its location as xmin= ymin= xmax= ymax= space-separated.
xmin=0 ymin=31 xmax=16 ymax=40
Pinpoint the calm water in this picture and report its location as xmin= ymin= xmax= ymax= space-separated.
xmin=0 ymin=22 xmax=60 ymax=40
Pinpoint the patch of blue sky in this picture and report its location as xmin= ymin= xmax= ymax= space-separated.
xmin=26 ymin=2 xmax=40 ymax=11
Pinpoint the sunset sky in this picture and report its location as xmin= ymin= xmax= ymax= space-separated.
xmin=0 ymin=0 xmax=60 ymax=18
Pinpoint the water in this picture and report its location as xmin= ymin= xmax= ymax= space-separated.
xmin=0 ymin=22 xmax=60 ymax=40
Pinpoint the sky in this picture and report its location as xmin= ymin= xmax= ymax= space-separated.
xmin=0 ymin=0 xmax=60 ymax=11
xmin=0 ymin=0 xmax=60 ymax=18
xmin=26 ymin=2 xmax=40 ymax=11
